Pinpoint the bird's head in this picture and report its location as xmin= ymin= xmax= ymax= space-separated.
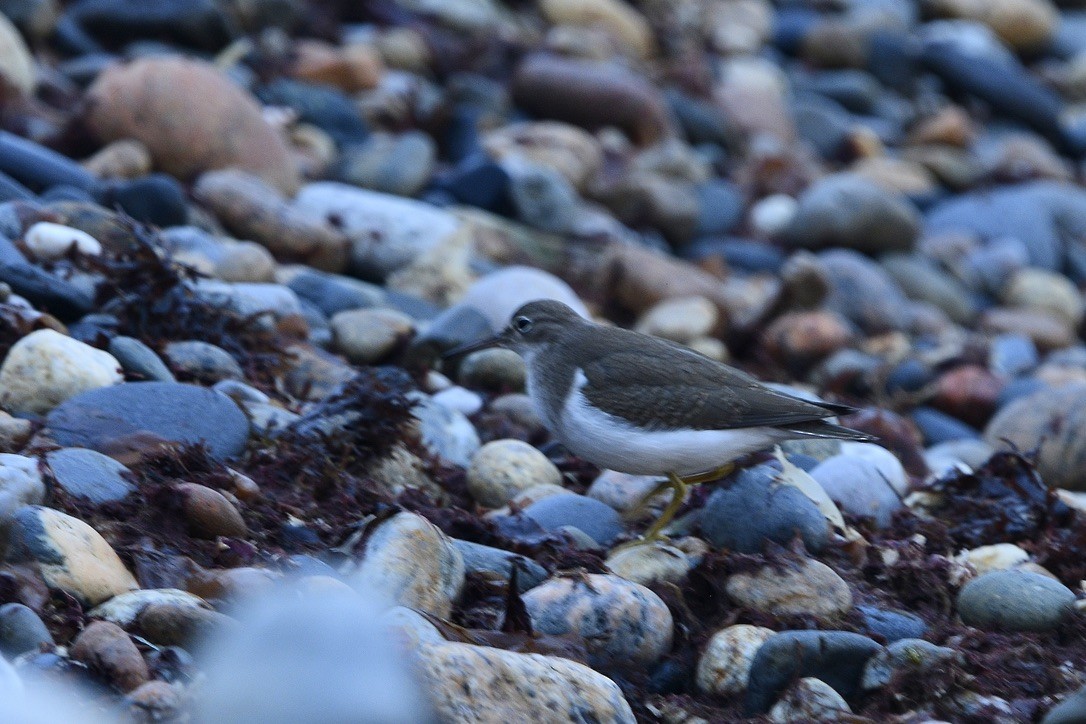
xmin=443 ymin=299 xmax=583 ymax=358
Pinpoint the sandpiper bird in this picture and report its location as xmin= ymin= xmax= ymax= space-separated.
xmin=447 ymin=300 xmax=873 ymax=544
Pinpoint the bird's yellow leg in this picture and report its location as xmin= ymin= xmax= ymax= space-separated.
xmin=681 ymin=461 xmax=737 ymax=486
xmin=613 ymin=464 xmax=737 ymax=550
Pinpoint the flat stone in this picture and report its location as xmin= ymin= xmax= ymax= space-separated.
xmin=45 ymin=447 xmax=134 ymax=504
xmin=856 ymin=605 xmax=928 ymax=643
xmin=45 ymin=382 xmax=250 ymax=460
xmin=957 ymin=569 xmax=1075 ymax=632
xmin=7 ymin=505 xmax=138 ymax=605
xmin=163 ymin=341 xmax=244 ymax=383
xmin=523 ymin=573 xmax=673 ymax=668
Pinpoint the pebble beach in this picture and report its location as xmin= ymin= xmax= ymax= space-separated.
xmin=0 ymin=0 xmax=1084 ymax=721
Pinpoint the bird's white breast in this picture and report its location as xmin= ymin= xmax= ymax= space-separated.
xmin=555 ymin=370 xmax=789 ymax=476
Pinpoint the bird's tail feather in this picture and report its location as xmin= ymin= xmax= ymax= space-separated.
xmin=784 ymin=419 xmax=876 ymax=442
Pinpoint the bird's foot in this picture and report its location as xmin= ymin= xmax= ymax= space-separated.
xmin=613 ymin=472 xmax=689 ymax=551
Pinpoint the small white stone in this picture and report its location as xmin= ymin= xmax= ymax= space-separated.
xmin=750 ymin=193 xmax=798 ymax=237
xmin=0 ymin=453 xmax=44 ymax=529
xmin=24 ymin=222 xmax=102 ymax=259
xmin=696 ymin=624 xmax=776 ymax=696
xmin=768 ymin=677 xmax=851 ymax=723
xmin=90 ymin=589 xmax=210 ymax=627
xmin=606 ymin=538 xmax=705 ymax=587
xmin=431 ymin=386 xmax=483 ymax=416
xmin=0 ymin=330 xmax=122 ymax=416
xmin=467 ymin=439 xmax=563 ymax=508
xmin=956 ymin=543 xmax=1030 ymax=577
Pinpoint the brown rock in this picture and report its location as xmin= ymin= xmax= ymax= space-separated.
xmin=86 ymin=57 xmax=300 ymax=193
xmin=482 ymin=121 xmax=602 ymax=191
xmin=511 ymin=54 xmax=670 ymax=145
xmin=193 ymin=170 xmax=349 ymax=272
xmin=906 ymin=106 xmax=976 ymax=147
xmin=125 ymin=681 xmax=182 ymax=723
xmin=70 ymin=621 xmax=149 ymax=692
xmin=933 ymin=365 xmax=1005 ymax=428
xmin=174 ymin=483 xmax=248 ymax=539
xmin=187 ymin=566 xmax=278 ymax=602
xmin=290 ymin=40 xmax=384 ymax=92
xmin=762 ymin=310 xmax=855 ymax=371
xmin=82 ymin=140 xmax=153 ymax=179
xmin=137 ymin=602 xmax=235 ymax=646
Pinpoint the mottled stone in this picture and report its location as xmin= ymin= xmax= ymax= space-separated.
xmin=985 ymin=383 xmax=1086 ymax=490
xmin=523 ymin=573 xmax=673 ymax=667
xmin=605 ymin=539 xmax=704 ymax=587
xmin=957 ymin=569 xmax=1075 ymax=632
xmin=466 ymin=439 xmax=562 ymax=508
xmin=726 ymin=559 xmax=852 ymax=619
xmin=0 ymin=329 xmax=122 ymax=416
xmin=768 ymin=677 xmax=851 ymax=723
xmin=696 ymin=624 xmax=776 ymax=696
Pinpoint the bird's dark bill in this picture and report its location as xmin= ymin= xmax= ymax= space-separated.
xmin=441 ymin=333 xmax=504 ymax=359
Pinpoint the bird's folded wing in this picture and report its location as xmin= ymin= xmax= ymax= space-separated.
xmin=580 ymin=347 xmax=838 ymax=431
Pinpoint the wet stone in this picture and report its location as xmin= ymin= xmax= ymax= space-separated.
xmin=45 ymin=447 xmax=134 ymax=504
xmin=45 ymin=382 xmax=250 ymax=461
xmin=523 ymin=573 xmax=673 ymax=668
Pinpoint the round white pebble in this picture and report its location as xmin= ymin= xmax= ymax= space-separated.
xmin=24 ymin=222 xmax=103 ymax=259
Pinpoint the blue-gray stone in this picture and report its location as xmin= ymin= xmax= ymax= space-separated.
xmin=287 ymin=269 xmax=383 ymax=317
xmin=989 ymin=333 xmax=1039 ymax=377
xmin=699 ymin=464 xmax=831 ymax=553
xmin=857 ymin=605 xmax=928 ymax=643
xmin=46 ymin=447 xmax=134 ymax=504
xmin=0 ymin=602 xmax=52 ymax=657
xmin=45 ymin=382 xmax=250 ymax=460
xmin=694 ymin=180 xmax=744 ymax=236
xmin=819 ymin=249 xmax=912 ymax=333
xmin=957 ymin=570 xmax=1075 ymax=633
xmin=746 ymin=629 xmax=882 ymax=714
xmin=108 ymin=336 xmax=175 ymax=382
xmin=163 ymin=340 xmax=244 ymax=383
xmin=452 ymin=539 xmax=549 ymax=592
xmin=1044 ymin=684 xmax=1086 ymax=724
xmin=912 ymin=406 xmax=980 ymax=445
xmin=522 ymin=494 xmax=625 ymax=547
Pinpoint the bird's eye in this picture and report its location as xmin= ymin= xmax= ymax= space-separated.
xmin=513 ymin=316 xmax=533 ymax=333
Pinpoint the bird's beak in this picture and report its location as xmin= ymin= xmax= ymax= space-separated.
xmin=441 ymin=331 xmax=507 ymax=359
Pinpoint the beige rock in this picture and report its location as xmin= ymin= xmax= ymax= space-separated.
xmin=769 ymin=677 xmax=852 ymax=723
xmin=350 ymin=512 xmax=464 ymax=617
xmin=714 ymin=56 xmax=794 ymax=142
xmin=71 ymin=621 xmax=149 ymax=692
xmin=82 ymin=139 xmax=153 ymax=179
xmin=417 ymin=640 xmax=635 ymax=723
xmin=8 ymin=506 xmax=137 ymax=606
xmin=385 ymin=225 xmax=475 ymax=306
xmin=0 ymin=330 xmax=122 ymax=416
xmin=540 ymin=0 xmax=655 ymax=58
xmin=290 ymin=39 xmax=383 ymax=92
xmin=1002 ymin=268 xmax=1085 ymax=327
xmin=957 ymin=543 xmax=1030 ymax=577
xmin=726 ymin=559 xmax=852 ymax=618
xmin=706 ymin=0 xmax=774 ymax=55
xmin=483 ymin=121 xmax=603 ymax=191
xmin=605 ymin=538 xmax=705 ymax=586
xmin=931 ymin=0 xmax=1058 ymax=51
xmin=696 ymin=624 xmax=776 ymax=696
xmin=467 ymin=440 xmax=563 ymax=508
xmin=636 ymin=296 xmax=719 ymax=344
xmin=86 ymin=57 xmax=300 ymax=193
xmin=330 ymin=307 xmax=414 ymax=364
xmin=0 ymin=13 xmax=34 ymax=95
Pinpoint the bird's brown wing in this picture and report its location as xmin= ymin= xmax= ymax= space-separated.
xmin=578 ymin=343 xmax=840 ymax=432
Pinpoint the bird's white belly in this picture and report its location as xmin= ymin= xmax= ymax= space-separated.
xmin=557 ymin=380 xmax=788 ymax=476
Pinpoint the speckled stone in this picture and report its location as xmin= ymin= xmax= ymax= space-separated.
xmin=862 ymin=638 xmax=959 ymax=690
xmin=696 ymin=624 xmax=776 ymax=696
xmin=350 ymin=512 xmax=465 ymax=617
xmin=768 ymin=677 xmax=852 ymax=723
xmin=466 ymin=439 xmax=563 ymax=508
xmin=726 ymin=559 xmax=852 ymax=619
xmin=605 ymin=539 xmax=705 ymax=587
xmin=417 ymin=640 xmax=635 ymax=723
xmin=522 ymin=573 xmax=673 ymax=668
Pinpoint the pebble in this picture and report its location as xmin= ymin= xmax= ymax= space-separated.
xmin=457 ymin=348 xmax=526 ymax=392
xmin=337 ymin=131 xmax=435 ymax=197
xmin=605 ymin=539 xmax=704 ymax=586
xmin=1044 ymin=684 xmax=1086 ymax=724
xmin=451 ymin=539 xmax=549 ymax=592
xmin=482 ymin=121 xmax=602 ymax=191
xmin=957 ymin=569 xmax=1076 ymax=632
xmin=0 ymin=453 xmax=44 ymax=529
xmin=163 ymin=341 xmax=244 ymax=383
xmin=768 ymin=677 xmax=852 ymax=723
xmin=634 ymin=296 xmax=718 ymax=344
xmin=523 ymin=573 xmax=673 ymax=668
xmin=174 ymin=483 xmax=248 ymax=539
xmin=0 ymin=13 xmax=34 ymax=96
xmin=45 ymin=447 xmax=134 ymax=504
xmin=958 ymin=543 xmax=1030 ymax=577
xmin=330 ymin=307 xmax=414 ymax=364
xmin=466 ymin=439 xmax=563 ymax=508
xmin=416 ymin=640 xmax=635 ymax=723
xmin=0 ymin=329 xmax=122 ymax=416
xmin=1002 ymin=267 xmax=1085 ymax=327
xmin=86 ymin=57 xmax=299 ymax=193
xmin=349 ymin=512 xmax=465 ymax=617
xmin=89 ymin=588 xmax=211 ymax=629
xmin=521 ymin=493 xmax=625 ymax=546
xmin=124 ymin=681 xmax=182 ymax=722
xmin=587 ymin=470 xmax=668 ymax=516
xmin=781 ymin=172 xmax=920 ymax=254
xmin=7 ymin=505 xmax=137 ymax=605
xmin=725 ymin=559 xmax=853 ymax=619
xmin=856 ymin=605 xmax=928 ymax=643
xmin=430 ymin=386 xmax=483 ymax=417
xmin=699 ymin=464 xmax=831 ymax=553
xmin=696 ymin=624 xmax=776 ymax=696
xmin=819 ymin=249 xmax=913 ymax=333
xmin=861 ymin=638 xmax=959 ymax=690
xmin=810 ymin=452 xmax=906 ymax=527
xmin=70 ymin=621 xmax=149 ymax=692
xmin=136 ymin=600 xmax=235 ymax=647
xmin=107 ymin=336 xmax=175 ymax=383
xmin=0 ymin=603 xmax=52 ymax=658
xmin=984 ymin=382 xmax=1086 ymax=490
xmin=294 ymin=182 xmax=462 ymax=278
xmin=45 ymin=382 xmax=250 ymax=461
xmin=746 ymin=630 xmax=883 ymax=714
xmin=23 ymin=222 xmax=102 ymax=259
xmin=459 ymin=265 xmax=589 ymax=331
